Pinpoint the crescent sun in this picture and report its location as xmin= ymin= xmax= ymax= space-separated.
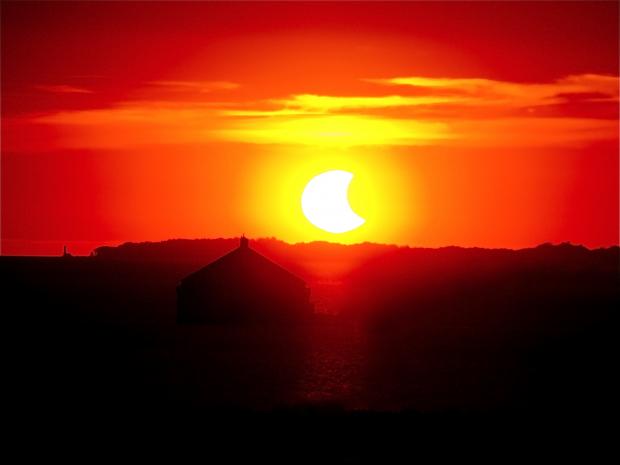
xmin=301 ymin=170 xmax=366 ymax=234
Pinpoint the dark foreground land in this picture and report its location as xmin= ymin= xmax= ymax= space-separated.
xmin=2 ymin=240 xmax=618 ymax=459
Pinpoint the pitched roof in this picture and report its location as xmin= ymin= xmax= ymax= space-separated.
xmin=180 ymin=242 xmax=306 ymax=287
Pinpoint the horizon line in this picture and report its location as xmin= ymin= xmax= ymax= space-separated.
xmin=1 ymin=236 xmax=618 ymax=258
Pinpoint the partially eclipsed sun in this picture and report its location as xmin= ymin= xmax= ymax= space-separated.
xmin=301 ymin=170 xmax=366 ymax=233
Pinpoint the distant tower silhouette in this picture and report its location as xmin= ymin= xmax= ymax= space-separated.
xmin=240 ymin=234 xmax=249 ymax=249
xmin=62 ymin=245 xmax=72 ymax=258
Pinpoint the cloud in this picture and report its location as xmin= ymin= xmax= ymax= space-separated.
xmin=35 ymin=84 xmax=94 ymax=94
xmin=274 ymin=94 xmax=466 ymax=112
xmin=214 ymin=114 xmax=451 ymax=147
xmin=148 ymin=80 xmax=240 ymax=92
xmin=364 ymin=74 xmax=619 ymax=108
xmin=31 ymin=101 xmax=221 ymax=148
xmin=31 ymin=101 xmax=449 ymax=148
xmin=447 ymin=117 xmax=618 ymax=148
xmin=35 ymin=101 xmax=217 ymax=126
xmin=29 ymin=99 xmax=616 ymax=150
xmin=21 ymin=74 xmax=618 ymax=150
xmin=220 ymin=94 xmax=465 ymax=117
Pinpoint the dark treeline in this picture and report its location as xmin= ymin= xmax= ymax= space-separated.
xmin=340 ymin=243 xmax=618 ymax=413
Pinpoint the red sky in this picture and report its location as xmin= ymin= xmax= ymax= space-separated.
xmin=2 ymin=1 xmax=618 ymax=255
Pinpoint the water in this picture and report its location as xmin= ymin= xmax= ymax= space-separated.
xmin=120 ymin=318 xmax=533 ymax=412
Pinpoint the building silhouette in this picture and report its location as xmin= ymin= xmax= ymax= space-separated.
xmin=177 ymin=236 xmax=313 ymax=323
xmin=62 ymin=245 xmax=72 ymax=258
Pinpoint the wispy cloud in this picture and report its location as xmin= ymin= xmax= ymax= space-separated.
xmin=148 ymin=80 xmax=240 ymax=92
xmin=31 ymin=101 xmax=221 ymax=148
xmin=31 ymin=101 xmax=449 ymax=148
xmin=274 ymin=94 xmax=466 ymax=112
xmin=35 ymin=84 xmax=94 ymax=94
xmin=19 ymin=74 xmax=618 ymax=150
xmin=215 ymin=115 xmax=451 ymax=147
xmin=365 ymin=74 xmax=619 ymax=108
xmin=220 ymin=94 xmax=465 ymax=117
xmin=447 ymin=117 xmax=618 ymax=148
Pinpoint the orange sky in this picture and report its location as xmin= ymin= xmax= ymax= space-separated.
xmin=2 ymin=1 xmax=618 ymax=255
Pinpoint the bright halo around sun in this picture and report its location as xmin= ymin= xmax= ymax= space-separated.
xmin=301 ymin=170 xmax=366 ymax=233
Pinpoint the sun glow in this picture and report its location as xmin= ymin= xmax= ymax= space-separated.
xmin=241 ymin=147 xmax=417 ymax=245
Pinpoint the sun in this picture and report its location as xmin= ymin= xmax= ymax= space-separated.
xmin=301 ymin=170 xmax=365 ymax=233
